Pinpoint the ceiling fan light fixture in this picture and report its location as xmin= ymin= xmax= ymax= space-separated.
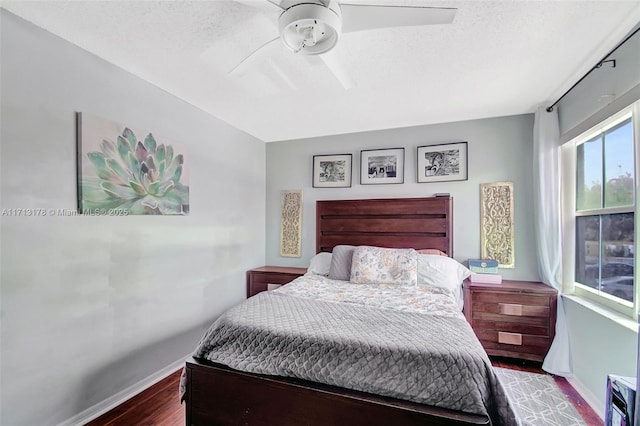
xmin=279 ymin=3 xmax=342 ymax=55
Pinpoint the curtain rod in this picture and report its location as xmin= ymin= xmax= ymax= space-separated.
xmin=546 ymin=25 xmax=640 ymax=113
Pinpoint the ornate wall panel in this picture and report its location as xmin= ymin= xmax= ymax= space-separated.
xmin=480 ymin=182 xmax=515 ymax=268
xmin=280 ymin=190 xmax=303 ymax=257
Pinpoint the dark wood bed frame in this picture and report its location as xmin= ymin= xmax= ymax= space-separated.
xmin=184 ymin=196 xmax=489 ymax=425
xmin=315 ymin=196 xmax=453 ymax=255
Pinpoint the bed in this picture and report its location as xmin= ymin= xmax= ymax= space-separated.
xmin=182 ymin=197 xmax=515 ymax=425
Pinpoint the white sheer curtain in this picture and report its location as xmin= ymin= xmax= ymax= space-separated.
xmin=533 ymin=106 xmax=572 ymax=376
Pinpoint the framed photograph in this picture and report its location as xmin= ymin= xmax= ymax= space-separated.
xmin=360 ymin=148 xmax=404 ymax=185
xmin=417 ymin=142 xmax=468 ymax=183
xmin=312 ymin=154 xmax=352 ymax=188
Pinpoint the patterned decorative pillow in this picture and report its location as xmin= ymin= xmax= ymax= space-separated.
xmin=350 ymin=246 xmax=418 ymax=285
xmin=328 ymin=245 xmax=356 ymax=281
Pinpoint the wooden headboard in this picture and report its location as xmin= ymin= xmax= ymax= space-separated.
xmin=316 ymin=196 xmax=453 ymax=256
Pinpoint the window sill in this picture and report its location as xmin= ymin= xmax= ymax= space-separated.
xmin=563 ymin=294 xmax=638 ymax=333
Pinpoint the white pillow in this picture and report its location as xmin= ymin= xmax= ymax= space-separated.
xmin=306 ymin=252 xmax=332 ymax=276
xmin=417 ymin=254 xmax=471 ymax=309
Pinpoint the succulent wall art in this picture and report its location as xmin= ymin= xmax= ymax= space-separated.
xmin=77 ymin=113 xmax=189 ymax=215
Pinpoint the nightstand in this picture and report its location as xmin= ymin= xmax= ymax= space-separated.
xmin=246 ymin=266 xmax=307 ymax=298
xmin=463 ymin=279 xmax=557 ymax=362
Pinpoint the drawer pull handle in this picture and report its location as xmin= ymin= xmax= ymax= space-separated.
xmin=498 ymin=332 xmax=522 ymax=345
xmin=499 ymin=303 xmax=523 ymax=316
xmin=267 ymin=283 xmax=283 ymax=291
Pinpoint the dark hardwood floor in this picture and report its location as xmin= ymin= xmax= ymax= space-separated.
xmin=86 ymin=358 xmax=602 ymax=425
xmin=85 ymin=369 xmax=185 ymax=426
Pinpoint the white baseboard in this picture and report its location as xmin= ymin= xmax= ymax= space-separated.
xmin=566 ymin=376 xmax=605 ymax=421
xmin=57 ymin=354 xmax=192 ymax=426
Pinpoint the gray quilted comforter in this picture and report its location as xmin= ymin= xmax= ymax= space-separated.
xmin=188 ymin=278 xmax=515 ymax=425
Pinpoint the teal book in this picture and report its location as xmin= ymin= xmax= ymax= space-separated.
xmin=468 ymin=259 xmax=499 ymax=274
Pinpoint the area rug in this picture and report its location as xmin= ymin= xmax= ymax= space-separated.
xmin=494 ymin=367 xmax=587 ymax=426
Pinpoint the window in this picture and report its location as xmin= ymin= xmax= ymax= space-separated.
xmin=566 ymin=106 xmax=637 ymax=316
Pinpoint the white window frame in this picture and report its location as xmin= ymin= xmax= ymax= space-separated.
xmin=561 ymin=101 xmax=639 ymax=319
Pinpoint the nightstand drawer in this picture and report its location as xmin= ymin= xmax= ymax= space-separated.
xmin=471 ymin=310 xmax=550 ymax=327
xmin=251 ymin=272 xmax=301 ymax=286
xmin=472 ymin=291 xmax=550 ymax=307
xmin=471 ymin=318 xmax=549 ymax=336
xmin=246 ymin=266 xmax=307 ymax=298
xmin=472 ymin=301 xmax=550 ymax=317
xmin=475 ymin=329 xmax=552 ymax=357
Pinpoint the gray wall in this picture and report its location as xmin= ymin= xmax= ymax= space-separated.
xmin=564 ymin=298 xmax=637 ymax=409
xmin=556 ymin=23 xmax=639 ymax=414
xmin=266 ymin=114 xmax=539 ymax=282
xmin=0 ymin=11 xmax=265 ymax=426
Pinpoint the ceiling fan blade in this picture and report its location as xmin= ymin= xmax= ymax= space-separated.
xmin=229 ymin=36 xmax=280 ymax=74
xmin=318 ymin=50 xmax=356 ymax=90
xmin=340 ymin=4 xmax=457 ymax=33
xmin=264 ymin=0 xmax=286 ymax=10
xmin=233 ymin=0 xmax=285 ymax=11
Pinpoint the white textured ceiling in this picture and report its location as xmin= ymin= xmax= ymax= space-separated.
xmin=2 ymin=0 xmax=640 ymax=142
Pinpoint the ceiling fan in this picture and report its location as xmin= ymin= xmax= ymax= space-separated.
xmin=229 ymin=0 xmax=457 ymax=88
